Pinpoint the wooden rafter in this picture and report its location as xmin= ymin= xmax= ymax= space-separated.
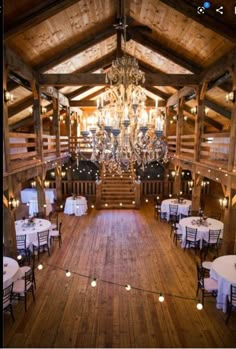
xmin=130 ymin=29 xmax=201 ymax=74
xmin=159 ymin=0 xmax=236 ymax=43
xmin=35 ymin=27 xmax=116 ymax=73
xmin=5 ymin=0 xmax=81 ymax=40
xmin=39 ymin=72 xmax=199 ymax=86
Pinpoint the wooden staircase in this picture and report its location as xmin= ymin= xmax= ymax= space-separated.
xmin=100 ymin=171 xmax=136 ymax=209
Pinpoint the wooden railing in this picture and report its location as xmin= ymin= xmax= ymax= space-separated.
xmin=48 ymin=180 xmax=96 ymax=197
xmin=141 ymin=181 xmax=163 ymax=196
xmin=167 ymin=132 xmax=234 ymax=169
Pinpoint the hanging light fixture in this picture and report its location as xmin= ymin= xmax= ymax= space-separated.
xmin=78 ymin=2 xmax=168 ymax=172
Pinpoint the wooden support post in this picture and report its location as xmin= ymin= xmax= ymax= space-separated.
xmin=164 ymin=106 xmax=171 ymax=137
xmin=32 ymin=81 xmax=43 ymax=162
xmin=194 ymin=83 xmax=207 ymax=162
xmin=53 ymin=96 xmax=61 ymax=158
xmin=173 ymin=166 xmax=182 ymax=195
xmin=35 ymin=176 xmax=46 ymax=217
xmin=221 ymin=180 xmax=236 ymax=254
xmin=163 ymin=165 xmax=170 ymax=197
xmin=227 ymin=65 xmax=236 ymax=172
xmin=67 ymin=167 xmax=73 ymax=195
xmin=55 ymin=164 xmax=62 ymax=203
xmin=176 ymin=98 xmax=184 ymax=156
xmin=134 ymin=180 xmax=141 ymax=209
xmin=191 ymin=173 xmax=203 ymax=211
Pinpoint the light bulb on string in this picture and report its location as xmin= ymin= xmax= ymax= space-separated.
xmin=91 ymin=278 xmax=97 ymax=287
xmin=158 ymin=293 xmax=165 ymax=302
xmin=38 ymin=263 xmax=43 ymax=270
xmin=17 ymin=255 xmax=22 ymax=261
xmin=66 ymin=270 xmax=71 ymax=277
xmin=125 ymin=284 xmax=131 ymax=291
xmin=196 ymin=301 xmax=203 ymax=310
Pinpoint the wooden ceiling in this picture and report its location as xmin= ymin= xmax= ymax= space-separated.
xmin=4 ymin=0 xmax=236 ymax=131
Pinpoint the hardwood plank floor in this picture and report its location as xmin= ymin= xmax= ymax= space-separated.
xmin=4 ymin=201 xmax=236 ymax=348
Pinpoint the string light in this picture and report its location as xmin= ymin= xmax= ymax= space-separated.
xmin=125 ymin=284 xmax=131 ymax=291
xmin=196 ymin=301 xmax=203 ymax=310
xmin=37 ymin=263 xmax=218 ymax=310
xmin=91 ymin=278 xmax=97 ymax=287
xmin=17 ymin=255 xmax=22 ymax=261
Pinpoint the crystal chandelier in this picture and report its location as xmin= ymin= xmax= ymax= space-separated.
xmin=80 ymin=13 xmax=168 ymax=172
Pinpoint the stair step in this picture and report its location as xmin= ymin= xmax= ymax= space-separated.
xmin=100 ymin=204 xmax=136 ymax=209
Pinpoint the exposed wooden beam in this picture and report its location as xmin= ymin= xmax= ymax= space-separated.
xmin=41 ymin=86 xmax=69 ymax=106
xmin=67 ymin=87 xmax=92 ymax=100
xmin=130 ymin=30 xmax=201 ymax=74
xmin=39 ymin=72 xmax=199 ymax=86
xmin=4 ymin=46 xmax=37 ymax=81
xmin=145 ymin=86 xmax=169 ymax=100
xmin=159 ymin=0 xmax=236 ymax=43
xmin=9 ymin=115 xmax=33 ymax=130
xmin=200 ymin=47 xmax=236 ymax=83
xmin=167 ymin=87 xmax=195 ymax=107
xmin=205 ymin=99 xmax=231 ymax=120
xmin=35 ymin=28 xmax=116 ymax=73
xmin=70 ymin=99 xmax=166 ymax=108
xmin=184 ymin=105 xmax=223 ymax=130
xmin=4 ymin=0 xmax=80 ymax=40
xmin=8 ymin=96 xmax=33 ymax=118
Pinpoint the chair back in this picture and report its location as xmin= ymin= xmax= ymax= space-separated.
xmin=49 ymin=211 xmax=58 ymax=227
xmin=179 ymin=213 xmax=188 ymax=220
xmin=37 ymin=230 xmax=49 ymax=246
xmin=16 ymin=235 xmax=27 ymax=250
xmin=3 ymin=283 xmax=13 ymax=309
xmin=169 ymin=204 xmax=178 ymax=215
xmin=186 ymin=227 xmax=198 ymax=241
xmin=230 ymin=285 xmax=236 ymax=306
xmin=208 ymin=229 xmax=221 ymax=244
xmin=24 ymin=268 xmax=34 ymax=291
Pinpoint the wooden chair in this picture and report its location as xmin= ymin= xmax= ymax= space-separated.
xmin=16 ymin=234 xmax=30 ymax=264
xmin=160 ymin=211 xmax=168 ymax=223
xmin=169 ymin=204 xmax=178 ymax=223
xmin=12 ymin=268 xmax=35 ymax=312
xmin=203 ymin=229 xmax=221 ymax=257
xmin=50 ymin=222 xmax=62 ymax=248
xmin=226 ymin=285 xmax=236 ymax=324
xmin=184 ymin=227 xmax=200 ymax=253
xmin=49 ymin=211 xmax=59 ymax=230
xmin=17 ymin=252 xmax=36 ymax=290
xmin=172 ymin=223 xmax=182 ymax=246
xmin=3 ymin=283 xmax=15 ymax=321
xmin=33 ymin=230 xmax=50 ymax=260
xmin=196 ymin=263 xmax=218 ymax=306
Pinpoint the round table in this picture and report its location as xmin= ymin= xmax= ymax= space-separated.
xmin=179 ymin=216 xmax=224 ymax=249
xmin=161 ymin=198 xmax=192 ymax=220
xmin=15 ymin=218 xmax=52 ymax=247
xmin=210 ymin=255 xmax=236 ymax=312
xmin=64 ymin=196 xmax=88 ymax=216
xmin=3 ymin=256 xmax=19 ymax=288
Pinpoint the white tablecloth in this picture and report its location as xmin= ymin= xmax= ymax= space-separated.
xmin=64 ymin=196 xmax=88 ymax=216
xmin=15 ymin=218 xmax=52 ymax=247
xmin=179 ymin=216 xmax=224 ymax=249
xmin=3 ymin=256 xmax=20 ymax=288
xmin=210 ymin=255 xmax=236 ymax=312
xmin=29 ymin=199 xmax=52 ymax=217
xmin=21 ymin=188 xmax=56 ymax=204
xmin=161 ymin=198 xmax=192 ymax=220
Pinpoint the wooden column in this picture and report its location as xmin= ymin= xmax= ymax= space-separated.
xmin=35 ymin=176 xmax=46 ymax=216
xmin=32 ymin=81 xmax=43 ymax=162
xmin=164 ymin=106 xmax=171 ymax=138
xmin=67 ymin=167 xmax=73 ymax=195
xmin=173 ymin=166 xmax=182 ymax=195
xmin=3 ymin=65 xmax=17 ymax=257
xmin=191 ymin=173 xmax=203 ymax=211
xmin=66 ymin=106 xmax=71 ymax=154
xmin=163 ymin=165 xmax=170 ymax=198
xmin=194 ymin=83 xmax=207 ymax=162
xmin=55 ymin=165 xmax=62 ymax=203
xmin=227 ymin=65 xmax=236 ymax=172
xmin=176 ymin=98 xmax=184 ymax=156
xmin=221 ymin=180 xmax=236 ymax=254
xmin=53 ymin=96 xmax=61 ymax=158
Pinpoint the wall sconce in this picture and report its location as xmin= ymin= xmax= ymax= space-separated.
xmin=171 ymin=170 xmax=176 ymax=178
xmin=4 ymin=90 xmax=14 ymax=103
xmin=44 ymin=181 xmax=50 ymax=188
xmin=51 ymin=171 xmax=55 ymax=177
xmin=61 ymin=171 xmax=66 ymax=178
xmin=9 ymin=197 xmax=20 ymax=210
xmin=188 ymin=180 xmax=194 ymax=188
xmin=219 ymin=197 xmax=228 ymax=209
xmin=28 ymin=107 xmax=33 ymax=114
xmin=183 ymin=115 xmax=188 ymax=121
xmin=226 ymin=91 xmax=235 ymax=103
xmin=31 ymin=181 xmax=36 ymax=188
xmin=191 ymin=106 xmax=197 ymax=115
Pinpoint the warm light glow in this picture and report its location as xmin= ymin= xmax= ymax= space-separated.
xmin=125 ymin=284 xmax=131 ymax=291
xmin=196 ymin=302 xmax=203 ymax=310
xmin=17 ymin=255 xmax=22 ymax=260
xmin=91 ymin=278 xmax=97 ymax=287
xmin=158 ymin=294 xmax=164 ymax=302
xmin=66 ymin=270 xmax=71 ymax=277
xmin=38 ymin=263 xmax=43 ymax=270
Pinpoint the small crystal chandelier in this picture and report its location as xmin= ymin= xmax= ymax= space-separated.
xmin=80 ymin=7 xmax=168 ymax=172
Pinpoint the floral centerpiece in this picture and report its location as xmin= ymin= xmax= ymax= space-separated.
xmin=27 ymin=216 xmax=35 ymax=226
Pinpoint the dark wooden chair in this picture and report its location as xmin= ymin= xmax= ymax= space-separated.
xmin=13 ymin=268 xmax=35 ymax=312
xmin=203 ymin=229 xmax=221 ymax=257
xmin=3 ymin=283 xmax=15 ymax=321
xmin=184 ymin=227 xmax=200 ymax=253
xmin=226 ymin=285 xmax=236 ymax=324
xmin=33 ymin=230 xmax=50 ymax=260
xmin=50 ymin=222 xmax=62 ymax=248
xmin=169 ymin=204 xmax=178 ymax=223
xmin=196 ymin=263 xmax=218 ymax=306
xmin=16 ymin=234 xmax=31 ymax=264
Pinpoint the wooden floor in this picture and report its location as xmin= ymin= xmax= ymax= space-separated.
xmin=4 ymin=200 xmax=236 ymax=348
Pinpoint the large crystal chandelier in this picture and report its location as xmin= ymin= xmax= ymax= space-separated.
xmin=81 ymin=12 xmax=168 ymax=172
